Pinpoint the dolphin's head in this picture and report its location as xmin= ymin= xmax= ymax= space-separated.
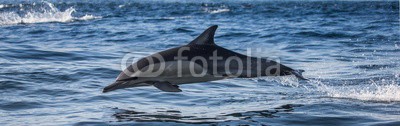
xmin=103 ymin=70 xmax=150 ymax=93
xmin=103 ymin=77 xmax=151 ymax=93
xmin=103 ymin=59 xmax=167 ymax=93
xmin=102 ymin=81 xmax=127 ymax=93
xmin=103 ymin=64 xmax=145 ymax=93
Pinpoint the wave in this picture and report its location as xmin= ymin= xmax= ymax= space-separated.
xmin=294 ymin=31 xmax=356 ymax=39
xmin=0 ymin=2 xmax=101 ymax=25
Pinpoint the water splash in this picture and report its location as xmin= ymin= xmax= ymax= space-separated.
xmin=118 ymin=5 xmax=125 ymax=8
xmin=203 ymin=5 xmax=230 ymax=14
xmin=77 ymin=14 xmax=102 ymax=21
xmin=0 ymin=2 xmax=101 ymax=25
xmin=248 ymin=76 xmax=301 ymax=88
xmin=207 ymin=8 xmax=230 ymax=14
xmin=309 ymin=79 xmax=400 ymax=102
xmin=255 ymin=74 xmax=400 ymax=102
xmin=0 ymin=4 xmax=8 ymax=9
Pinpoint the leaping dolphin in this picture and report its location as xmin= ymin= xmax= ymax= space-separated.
xmin=103 ymin=25 xmax=306 ymax=93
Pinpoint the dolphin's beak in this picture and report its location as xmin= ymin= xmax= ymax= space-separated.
xmin=103 ymin=81 xmax=124 ymax=93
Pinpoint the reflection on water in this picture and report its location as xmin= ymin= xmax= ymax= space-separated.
xmin=112 ymin=104 xmax=302 ymax=124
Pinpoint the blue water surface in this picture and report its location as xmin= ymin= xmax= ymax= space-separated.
xmin=0 ymin=0 xmax=399 ymax=125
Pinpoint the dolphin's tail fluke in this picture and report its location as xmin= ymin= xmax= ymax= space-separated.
xmin=291 ymin=69 xmax=307 ymax=80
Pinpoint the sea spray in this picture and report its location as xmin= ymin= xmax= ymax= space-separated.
xmin=307 ymin=78 xmax=400 ymax=102
xmin=253 ymin=75 xmax=400 ymax=102
xmin=0 ymin=2 xmax=101 ymax=25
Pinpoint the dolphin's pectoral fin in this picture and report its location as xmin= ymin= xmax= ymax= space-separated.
xmin=153 ymin=82 xmax=182 ymax=92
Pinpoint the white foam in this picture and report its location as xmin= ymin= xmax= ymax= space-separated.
xmin=0 ymin=2 xmax=101 ymax=25
xmin=0 ymin=12 xmax=21 ymax=25
xmin=205 ymin=8 xmax=230 ymax=14
xmin=309 ymin=79 xmax=400 ymax=102
xmin=0 ymin=4 xmax=7 ymax=9
xmin=266 ymin=76 xmax=300 ymax=87
xmin=77 ymin=14 xmax=102 ymax=21
xmin=246 ymin=76 xmax=300 ymax=88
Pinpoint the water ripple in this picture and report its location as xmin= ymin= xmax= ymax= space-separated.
xmin=0 ymin=0 xmax=399 ymax=125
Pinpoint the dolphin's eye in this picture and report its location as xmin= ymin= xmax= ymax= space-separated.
xmin=129 ymin=77 xmax=138 ymax=80
xmin=118 ymin=77 xmax=138 ymax=81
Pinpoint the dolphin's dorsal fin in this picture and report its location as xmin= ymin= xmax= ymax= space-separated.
xmin=189 ymin=25 xmax=218 ymax=45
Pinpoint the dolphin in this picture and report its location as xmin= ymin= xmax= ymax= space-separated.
xmin=103 ymin=25 xmax=306 ymax=93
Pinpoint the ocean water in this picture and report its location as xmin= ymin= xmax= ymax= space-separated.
xmin=0 ymin=0 xmax=399 ymax=125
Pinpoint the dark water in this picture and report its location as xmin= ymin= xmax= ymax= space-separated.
xmin=1 ymin=0 xmax=399 ymax=125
